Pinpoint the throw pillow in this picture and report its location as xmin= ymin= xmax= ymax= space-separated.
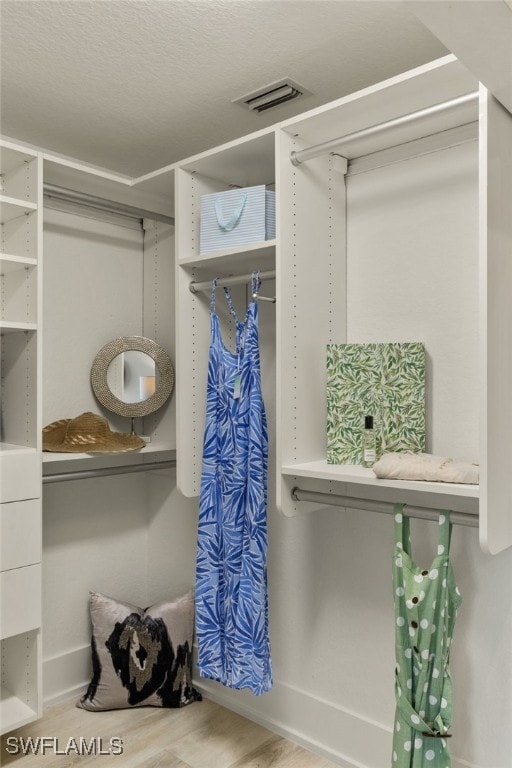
xmin=78 ymin=589 xmax=202 ymax=711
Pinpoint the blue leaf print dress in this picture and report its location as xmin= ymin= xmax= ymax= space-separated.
xmin=195 ymin=273 xmax=272 ymax=695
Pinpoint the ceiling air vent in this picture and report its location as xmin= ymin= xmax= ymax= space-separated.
xmin=234 ymin=79 xmax=311 ymax=113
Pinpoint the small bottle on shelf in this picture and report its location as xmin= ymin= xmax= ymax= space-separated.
xmin=362 ymin=415 xmax=376 ymax=468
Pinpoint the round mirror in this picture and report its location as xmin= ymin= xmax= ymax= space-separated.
xmin=91 ymin=336 xmax=174 ymax=418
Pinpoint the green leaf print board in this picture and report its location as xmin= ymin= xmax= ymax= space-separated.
xmin=326 ymin=343 xmax=425 ymax=464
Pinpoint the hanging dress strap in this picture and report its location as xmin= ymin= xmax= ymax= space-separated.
xmin=223 ymin=286 xmax=240 ymax=326
xmin=251 ymin=270 xmax=261 ymax=298
xmin=394 ymin=505 xmax=452 ymax=557
xmin=437 ymin=510 xmax=452 ymax=556
xmin=210 ymin=278 xmax=218 ymax=314
xmin=393 ymin=503 xmax=411 ymax=556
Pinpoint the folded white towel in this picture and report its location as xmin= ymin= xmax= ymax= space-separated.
xmin=373 ymin=452 xmax=479 ymax=484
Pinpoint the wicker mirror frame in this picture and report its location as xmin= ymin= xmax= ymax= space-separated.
xmin=91 ymin=336 xmax=174 ymax=418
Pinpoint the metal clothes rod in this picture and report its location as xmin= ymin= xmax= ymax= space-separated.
xmin=290 ymin=91 xmax=479 ymax=167
xmin=189 ymin=269 xmax=276 ymax=294
xmin=252 ymin=292 xmax=276 ymax=304
xmin=43 ymin=183 xmax=175 ymax=226
xmin=291 ymin=487 xmax=479 ymax=528
xmin=43 ymin=459 xmax=176 ymax=484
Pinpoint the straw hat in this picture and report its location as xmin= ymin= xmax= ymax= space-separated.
xmin=42 ymin=412 xmax=145 ymax=453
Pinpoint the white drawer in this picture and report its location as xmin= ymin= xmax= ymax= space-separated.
xmin=0 ymin=449 xmax=40 ymax=503
xmin=0 ymin=564 xmax=41 ymax=639
xmin=1 ymin=499 xmax=41 ymax=571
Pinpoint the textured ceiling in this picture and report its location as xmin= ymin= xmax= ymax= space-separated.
xmin=0 ymin=0 xmax=448 ymax=176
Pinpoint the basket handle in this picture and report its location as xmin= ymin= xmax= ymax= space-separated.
xmin=215 ymin=193 xmax=247 ymax=231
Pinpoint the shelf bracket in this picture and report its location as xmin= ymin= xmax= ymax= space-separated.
xmin=331 ymin=155 xmax=348 ymax=175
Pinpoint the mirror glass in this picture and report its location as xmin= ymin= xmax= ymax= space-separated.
xmin=91 ymin=336 xmax=174 ymax=418
xmin=106 ymin=350 xmax=159 ymax=404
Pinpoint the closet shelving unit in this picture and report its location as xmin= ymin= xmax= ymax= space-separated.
xmin=0 ymin=140 xmax=43 ymax=733
xmin=175 ymin=130 xmax=276 ymax=498
xmin=175 ymin=55 xmax=512 ymax=555
xmin=275 ymin=54 xmax=512 ymax=558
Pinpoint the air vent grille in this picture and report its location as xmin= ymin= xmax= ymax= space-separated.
xmin=234 ymin=79 xmax=311 ymax=113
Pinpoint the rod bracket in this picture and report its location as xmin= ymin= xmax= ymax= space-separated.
xmin=331 ymin=154 xmax=348 ymax=175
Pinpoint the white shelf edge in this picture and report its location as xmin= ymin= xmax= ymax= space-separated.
xmin=179 ymin=239 xmax=276 ymax=268
xmin=0 ymin=253 xmax=37 ymax=269
xmin=0 ymin=320 xmax=37 ymax=333
xmin=0 ymin=139 xmax=38 ymax=161
xmin=42 ymin=443 xmax=176 ymax=465
xmin=0 ymin=194 xmax=37 ymax=213
xmin=281 ymin=460 xmax=479 ymax=499
xmin=0 ymin=195 xmax=38 ymax=207
xmin=0 ymin=685 xmax=38 ymax=734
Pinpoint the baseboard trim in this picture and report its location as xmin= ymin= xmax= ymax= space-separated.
xmin=43 ymin=644 xmax=90 ymax=708
xmin=193 ymin=677 xmax=391 ymax=768
xmin=193 ymin=678 xmax=480 ymax=768
xmin=42 ymin=649 xmax=480 ymax=768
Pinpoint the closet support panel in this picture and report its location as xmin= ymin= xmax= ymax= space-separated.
xmin=276 ymin=131 xmax=346 ymax=516
xmin=142 ymin=219 xmax=175 ymax=445
xmin=176 ymin=169 xmax=204 ymax=497
xmin=176 ymin=264 xmax=208 ymax=498
xmin=479 ymin=88 xmax=512 ymax=554
xmin=35 ymin=156 xmax=43 ymax=451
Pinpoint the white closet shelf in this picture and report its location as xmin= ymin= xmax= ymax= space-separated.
xmin=0 ymin=321 xmax=37 ymax=333
xmin=0 ymin=686 xmax=38 ymax=732
xmin=0 ymin=146 xmax=38 ymax=175
xmin=281 ymin=460 xmax=479 ymax=499
xmin=180 ymin=130 xmax=275 ymax=187
xmin=0 ymin=196 xmax=37 ymax=224
xmin=0 ymin=254 xmax=37 ymax=274
xmin=180 ymin=240 xmax=276 ymax=275
xmin=42 ymin=443 xmax=176 ymax=467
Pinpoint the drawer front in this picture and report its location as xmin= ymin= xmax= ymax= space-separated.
xmin=1 ymin=499 xmax=41 ymax=571
xmin=0 ymin=564 xmax=41 ymax=639
xmin=0 ymin=450 xmax=40 ymax=503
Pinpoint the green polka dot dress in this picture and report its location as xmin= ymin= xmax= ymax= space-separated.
xmin=392 ymin=505 xmax=462 ymax=767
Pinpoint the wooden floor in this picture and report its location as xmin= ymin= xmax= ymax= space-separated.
xmin=1 ymin=696 xmax=338 ymax=767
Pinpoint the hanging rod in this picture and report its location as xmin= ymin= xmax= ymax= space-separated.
xmin=43 ymin=459 xmax=176 ymax=484
xmin=290 ymin=91 xmax=479 ymax=167
xmin=43 ymin=183 xmax=175 ymax=226
xmin=291 ymin=487 xmax=479 ymax=528
xmin=189 ymin=269 xmax=276 ymax=294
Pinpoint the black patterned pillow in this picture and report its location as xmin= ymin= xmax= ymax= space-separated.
xmin=78 ymin=590 xmax=202 ymax=711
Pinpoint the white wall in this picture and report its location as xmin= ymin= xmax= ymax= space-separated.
xmin=43 ymin=208 xmax=144 ymax=432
